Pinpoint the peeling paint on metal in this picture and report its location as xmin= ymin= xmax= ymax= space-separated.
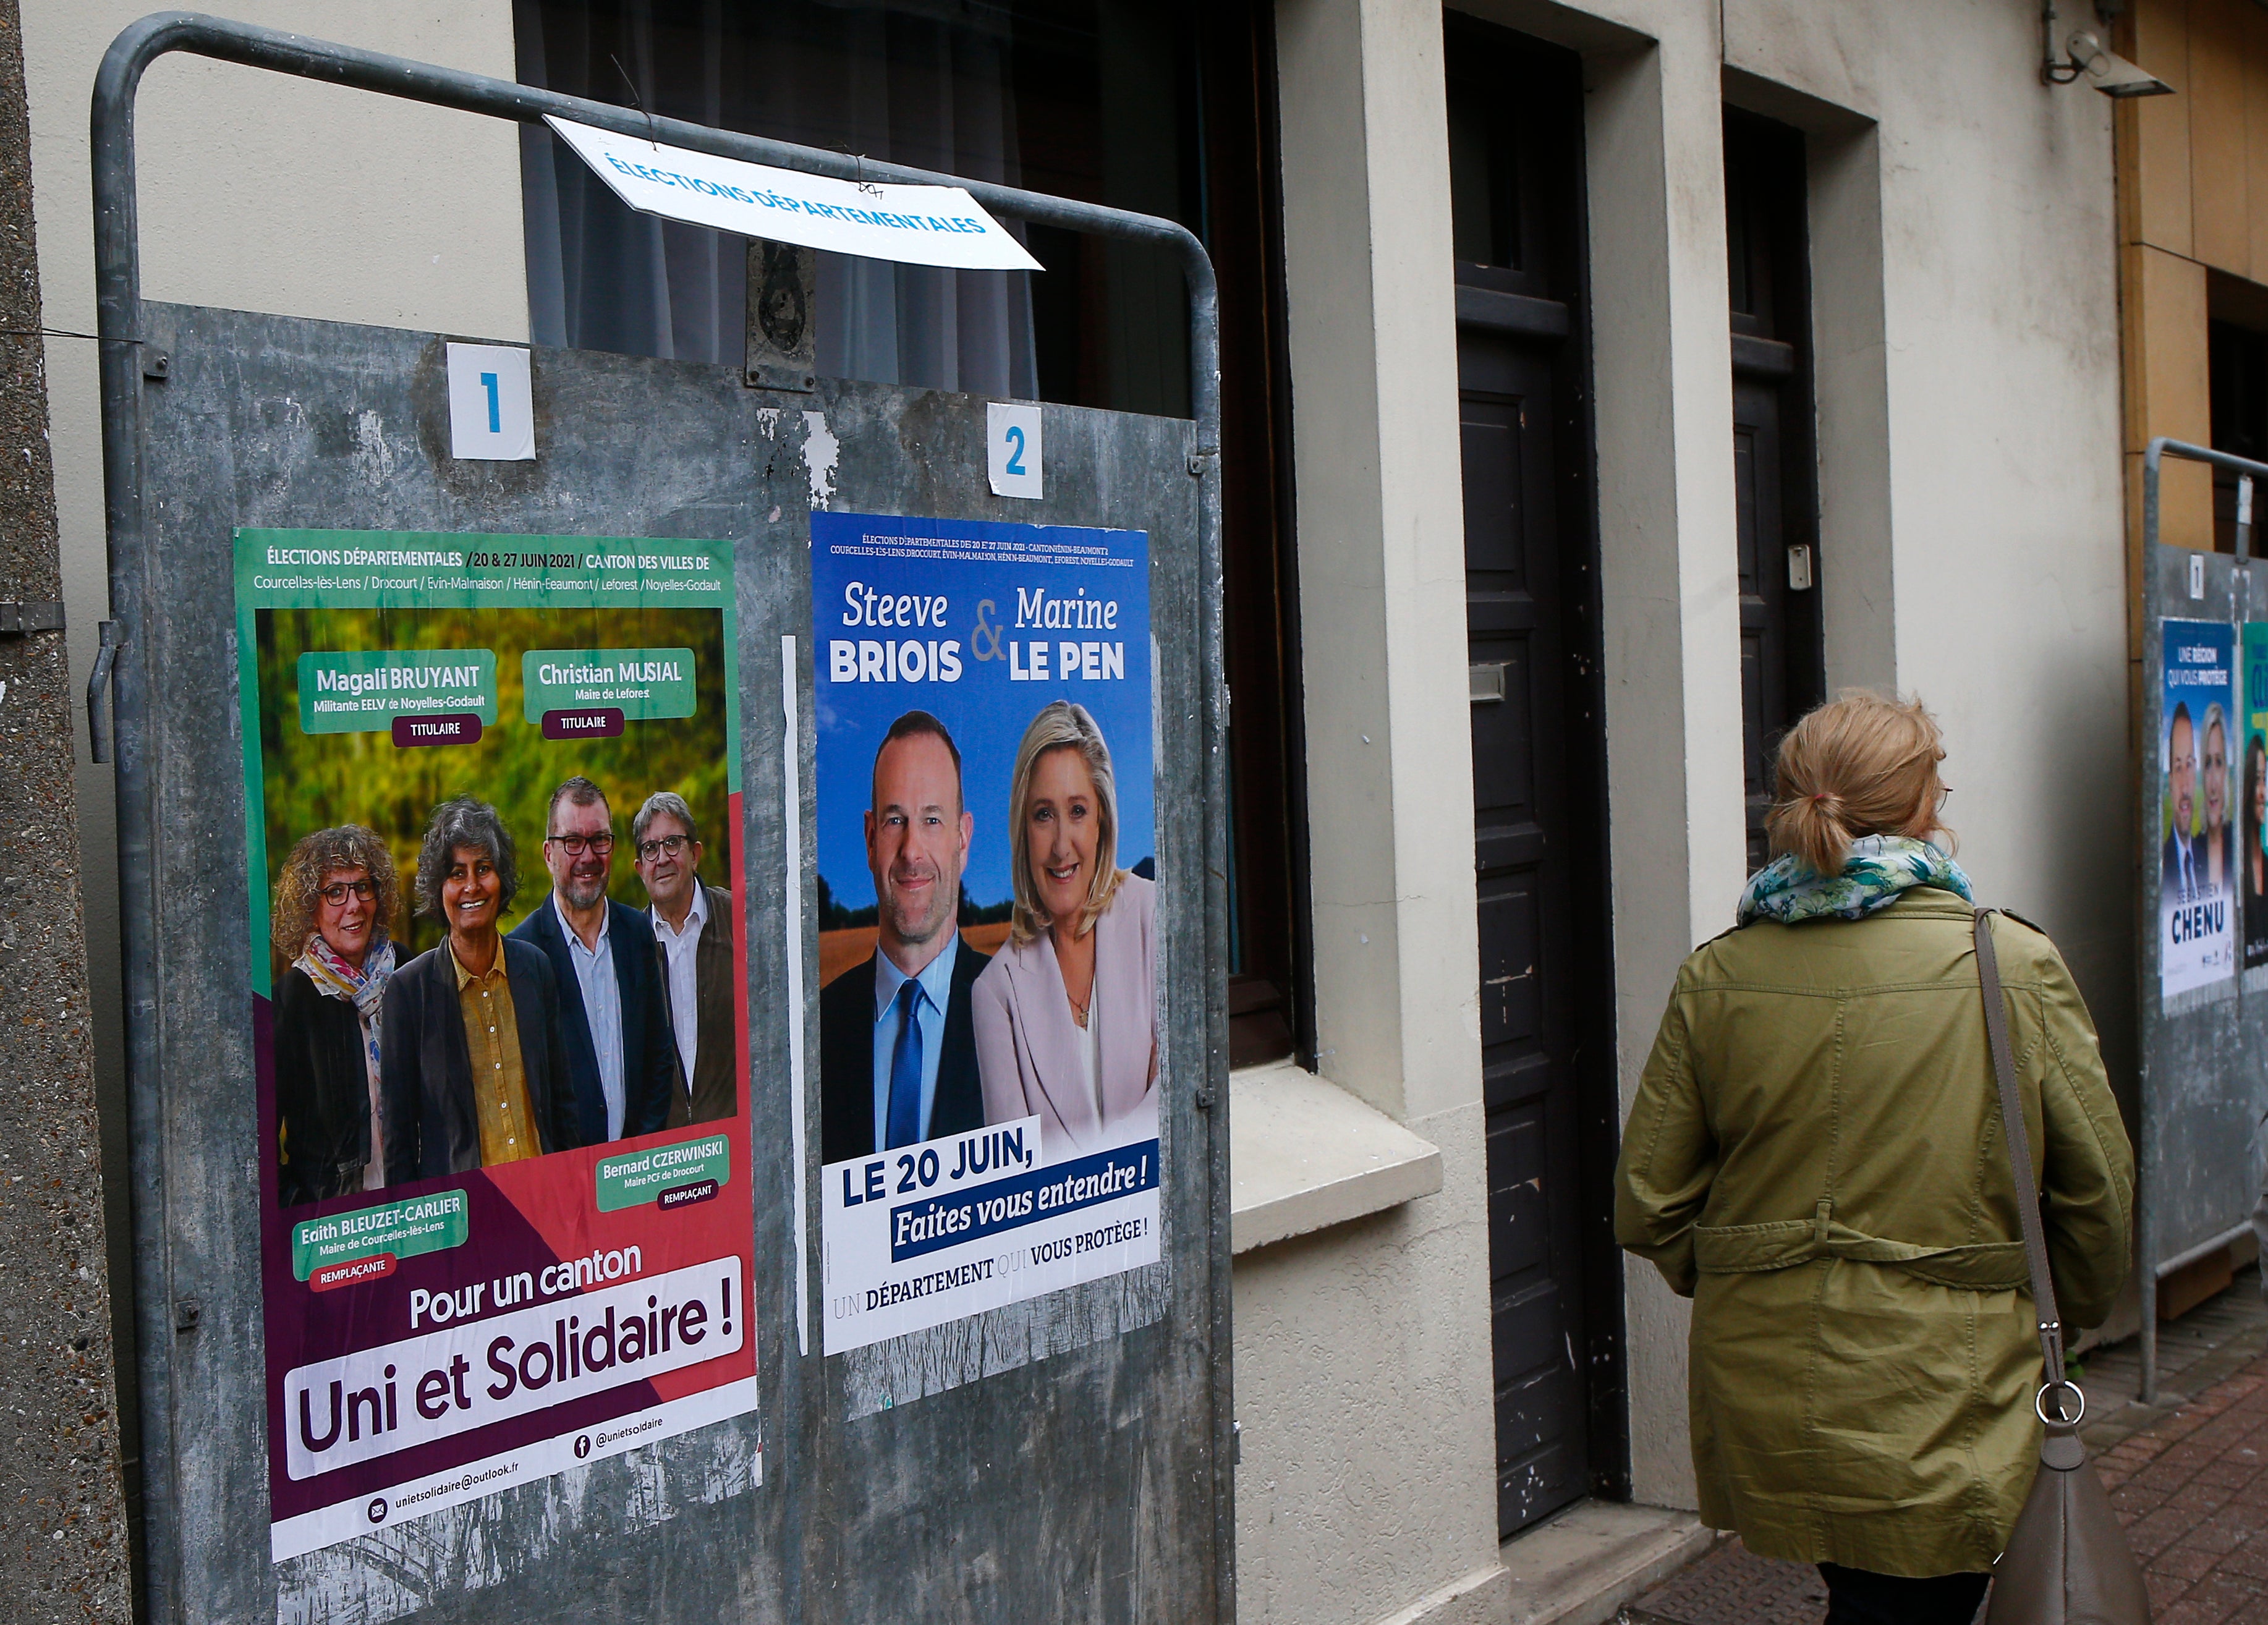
xmin=350 ymin=409 xmax=395 ymax=487
xmin=799 ymin=410 xmax=838 ymax=510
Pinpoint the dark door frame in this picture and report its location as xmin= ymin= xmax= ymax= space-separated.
xmin=1444 ymin=12 xmax=1628 ymax=1527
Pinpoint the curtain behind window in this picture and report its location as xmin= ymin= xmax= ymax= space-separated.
xmin=517 ymin=0 xmax=1040 ymax=398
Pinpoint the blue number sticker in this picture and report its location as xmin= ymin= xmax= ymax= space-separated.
xmin=1003 ymin=423 xmax=1027 ymax=476
xmin=480 ymin=371 xmax=501 ymax=435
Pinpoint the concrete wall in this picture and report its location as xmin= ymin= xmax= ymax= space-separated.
xmin=0 ymin=0 xmax=132 ymax=1614
xmin=1717 ymin=0 xmax=2131 ymax=1071
xmin=1243 ymin=1 xmax=1507 ymax=1620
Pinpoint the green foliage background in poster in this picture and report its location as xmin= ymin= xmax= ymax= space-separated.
xmin=255 ymin=603 xmax=731 ymax=977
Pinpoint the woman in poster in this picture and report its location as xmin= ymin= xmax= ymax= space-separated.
xmin=271 ymin=825 xmax=401 ymax=1207
xmin=973 ymin=701 xmax=1158 ymax=1154
xmin=381 ymin=797 xmax=584 ymax=1181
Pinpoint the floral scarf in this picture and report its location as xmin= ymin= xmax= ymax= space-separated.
xmin=296 ymin=930 xmax=396 ymax=1022
xmin=1736 ymin=834 xmax=1973 ymax=927
xmin=295 ymin=931 xmax=396 ymax=1187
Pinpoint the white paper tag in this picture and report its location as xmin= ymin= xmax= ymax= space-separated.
xmin=988 ymin=402 xmax=1043 ymax=499
xmin=546 ymin=116 xmax=1042 ymax=273
xmin=446 ymin=343 xmax=535 ymax=461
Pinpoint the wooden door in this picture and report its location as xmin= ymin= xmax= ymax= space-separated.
xmin=1449 ymin=17 xmax=1622 ymax=1540
xmin=1461 ymin=321 xmax=1597 ymax=1535
xmin=1725 ymin=110 xmax=1822 ymax=861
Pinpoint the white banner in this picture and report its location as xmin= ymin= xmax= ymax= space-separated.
xmin=545 ymin=116 xmax=1043 ymax=272
xmin=821 ymin=1116 xmax=1160 ymax=1353
xmin=282 ymin=1256 xmax=743 ymax=1481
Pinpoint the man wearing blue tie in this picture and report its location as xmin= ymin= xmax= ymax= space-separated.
xmin=2164 ymin=703 xmax=2205 ymax=902
xmin=819 ymin=711 xmax=993 ymax=1164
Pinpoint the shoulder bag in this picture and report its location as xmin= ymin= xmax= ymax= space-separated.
xmin=1974 ymin=909 xmax=2151 ymax=1624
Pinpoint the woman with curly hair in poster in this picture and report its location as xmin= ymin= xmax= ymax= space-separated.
xmin=271 ymin=825 xmax=402 ymax=1207
xmin=972 ymin=700 xmax=1158 ymax=1155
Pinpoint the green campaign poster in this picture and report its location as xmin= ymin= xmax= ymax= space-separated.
xmin=235 ymin=528 xmax=761 ymax=1561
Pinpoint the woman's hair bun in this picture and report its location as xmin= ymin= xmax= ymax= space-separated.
xmin=1763 ymin=693 xmax=1946 ymax=876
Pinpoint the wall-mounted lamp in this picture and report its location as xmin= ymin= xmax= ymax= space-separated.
xmin=2042 ymin=3 xmax=2174 ymax=96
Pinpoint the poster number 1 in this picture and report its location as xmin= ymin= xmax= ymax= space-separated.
xmin=988 ymin=401 xmax=1042 ymax=499
xmin=444 ymin=342 xmax=536 ymax=461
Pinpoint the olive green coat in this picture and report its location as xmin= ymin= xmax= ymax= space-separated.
xmin=1613 ymin=889 xmax=2133 ymax=1577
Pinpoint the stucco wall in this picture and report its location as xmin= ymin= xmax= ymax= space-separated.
xmin=1233 ymin=1105 xmax=1506 ymax=1625
xmin=1718 ymin=0 xmax=2132 ymax=1079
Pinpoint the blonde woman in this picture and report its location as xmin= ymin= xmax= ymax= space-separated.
xmin=972 ymin=701 xmax=1158 ymax=1154
xmin=1615 ymin=694 xmax=2133 ymax=1625
xmin=271 ymin=825 xmax=402 ymax=1206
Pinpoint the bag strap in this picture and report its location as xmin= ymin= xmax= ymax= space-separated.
xmin=1973 ymin=907 xmax=2080 ymax=1426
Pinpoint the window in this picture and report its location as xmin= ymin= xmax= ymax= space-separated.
xmin=2210 ymin=300 xmax=2268 ymax=554
xmin=516 ymin=0 xmax=1307 ymax=1063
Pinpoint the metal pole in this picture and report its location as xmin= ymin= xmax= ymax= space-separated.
xmin=90 ymin=13 xmax=1229 ymax=1621
xmin=2141 ymin=438 xmax=2162 ymax=1406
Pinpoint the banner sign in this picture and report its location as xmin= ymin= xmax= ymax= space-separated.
xmin=2162 ymin=617 xmax=2239 ymax=1001
xmin=810 ymin=512 xmax=1160 ymax=1353
xmin=236 ymin=530 xmax=758 ymax=1561
xmin=546 ymin=116 xmax=1043 ymax=273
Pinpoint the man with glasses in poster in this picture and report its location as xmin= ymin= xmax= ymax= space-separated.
xmin=633 ymin=791 xmax=737 ymax=1128
xmin=511 ymin=777 xmax=677 ymax=1145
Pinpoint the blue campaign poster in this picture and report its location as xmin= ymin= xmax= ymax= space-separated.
xmin=2162 ymin=617 xmax=2238 ymax=1001
xmin=809 ymin=512 xmax=1162 ymax=1352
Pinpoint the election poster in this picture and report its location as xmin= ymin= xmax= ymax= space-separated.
xmin=236 ymin=530 xmax=758 ymax=1561
xmin=2245 ymin=622 xmax=2268 ymax=973
xmin=811 ymin=512 xmax=1161 ymax=1354
xmin=2162 ymin=617 xmax=2239 ymax=1001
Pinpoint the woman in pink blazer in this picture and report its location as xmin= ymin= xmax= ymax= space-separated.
xmin=972 ymin=701 xmax=1159 ymax=1155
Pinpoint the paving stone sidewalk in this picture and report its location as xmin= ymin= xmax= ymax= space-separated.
xmin=1620 ymin=1268 xmax=2268 ymax=1624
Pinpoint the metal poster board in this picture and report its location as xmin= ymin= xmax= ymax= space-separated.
xmin=2136 ymin=438 xmax=2268 ymax=1402
xmin=92 ymin=17 xmax=1230 ymax=1625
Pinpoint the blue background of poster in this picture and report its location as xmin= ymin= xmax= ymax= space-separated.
xmin=812 ymin=512 xmax=1153 ymax=917
xmin=2164 ymin=618 xmax=2235 ymax=851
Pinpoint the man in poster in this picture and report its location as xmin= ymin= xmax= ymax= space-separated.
xmin=2165 ymin=702 xmax=2202 ymax=901
xmin=381 ymin=797 xmax=584 ymax=1179
xmin=511 ymin=777 xmax=677 ymax=1145
xmin=634 ymin=791 xmax=739 ymax=1127
xmin=818 ymin=711 xmax=992 ymax=1163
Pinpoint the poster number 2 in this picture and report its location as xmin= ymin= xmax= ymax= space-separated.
xmin=988 ymin=401 xmax=1042 ymax=499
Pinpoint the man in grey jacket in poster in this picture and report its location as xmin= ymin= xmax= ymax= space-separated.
xmin=634 ymin=791 xmax=738 ymax=1127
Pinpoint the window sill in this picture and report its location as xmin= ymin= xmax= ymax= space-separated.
xmin=1229 ymin=1061 xmax=1445 ymax=1254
